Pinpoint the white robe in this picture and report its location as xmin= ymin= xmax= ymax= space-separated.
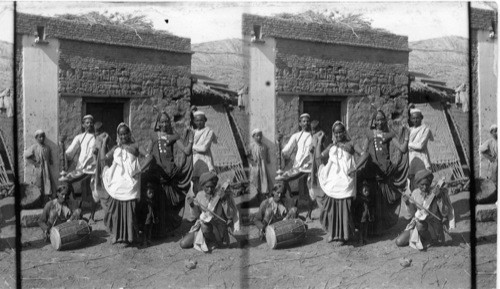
xmin=316 ymin=145 xmax=356 ymax=199
xmin=409 ymin=124 xmax=431 ymax=175
xmin=65 ymin=132 xmax=96 ymax=174
xmin=102 ymin=147 xmax=141 ymax=201
xmin=193 ymin=127 xmax=215 ymax=176
xmin=282 ymin=131 xmax=312 ymax=170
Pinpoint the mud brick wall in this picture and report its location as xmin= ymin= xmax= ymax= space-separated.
xmin=470 ymin=8 xmax=497 ymax=30
xmin=58 ymin=39 xmax=192 ymax=150
xmin=17 ymin=13 xmax=190 ymax=53
xmin=242 ymin=14 xmax=408 ymax=51
xmin=274 ymin=38 xmax=409 ymax=146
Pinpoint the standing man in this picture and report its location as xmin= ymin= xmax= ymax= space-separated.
xmin=192 ymin=111 xmax=215 ymax=193
xmin=64 ymin=115 xmax=97 ymax=205
xmin=280 ymin=113 xmax=313 ymax=197
xmin=480 ymin=124 xmax=498 ymax=185
xmin=408 ymin=108 xmax=432 ymax=190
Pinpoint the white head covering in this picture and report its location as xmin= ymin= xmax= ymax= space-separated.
xmin=193 ymin=111 xmax=206 ymax=119
xmin=490 ymin=124 xmax=497 ymax=132
xmin=34 ymin=129 xmax=45 ymax=137
xmin=410 ymin=108 xmax=422 ymax=115
xmin=82 ymin=114 xmax=94 ymax=121
xmin=251 ymin=128 xmax=262 ymax=136
xmin=299 ymin=113 xmax=310 ymax=120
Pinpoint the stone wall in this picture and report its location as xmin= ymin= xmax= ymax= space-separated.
xmin=242 ymin=14 xmax=408 ymax=51
xmin=58 ymin=39 xmax=192 ymax=150
xmin=274 ymin=38 xmax=409 ymax=145
xmin=470 ymin=8 xmax=497 ymax=30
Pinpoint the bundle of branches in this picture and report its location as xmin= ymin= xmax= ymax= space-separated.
xmin=274 ymin=10 xmax=390 ymax=33
xmin=56 ymin=11 xmax=172 ymax=35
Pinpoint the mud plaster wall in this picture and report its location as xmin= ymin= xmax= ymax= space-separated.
xmin=58 ymin=39 xmax=192 ymax=151
xmin=274 ymin=38 xmax=409 ymax=147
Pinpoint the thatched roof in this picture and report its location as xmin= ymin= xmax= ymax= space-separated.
xmin=409 ymin=81 xmax=451 ymax=104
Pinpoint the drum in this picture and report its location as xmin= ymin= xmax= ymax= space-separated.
xmin=50 ymin=220 xmax=92 ymax=251
xmin=265 ymin=218 xmax=307 ymax=249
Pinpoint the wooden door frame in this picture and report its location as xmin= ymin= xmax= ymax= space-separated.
xmin=82 ymin=97 xmax=130 ymax=127
xmin=299 ymin=95 xmax=349 ymax=129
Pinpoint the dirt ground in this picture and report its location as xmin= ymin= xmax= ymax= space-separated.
xmin=2 ymin=189 xmax=493 ymax=289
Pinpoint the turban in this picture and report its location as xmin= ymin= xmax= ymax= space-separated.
xmin=193 ymin=111 xmax=206 ymax=118
xmin=410 ymin=108 xmax=422 ymax=116
xmin=199 ymin=171 xmax=218 ymax=187
xmin=34 ymin=129 xmax=45 ymax=137
xmin=414 ymin=169 xmax=434 ymax=185
xmin=251 ymin=128 xmax=262 ymax=136
xmin=299 ymin=113 xmax=310 ymax=120
xmin=82 ymin=114 xmax=94 ymax=121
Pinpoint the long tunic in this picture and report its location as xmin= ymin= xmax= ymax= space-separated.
xmin=249 ymin=142 xmax=271 ymax=195
xmin=193 ymin=127 xmax=215 ymax=177
xmin=317 ymin=143 xmax=356 ymax=199
xmin=363 ymin=129 xmax=409 ymax=234
xmin=65 ymin=132 xmax=96 ymax=174
xmin=25 ymin=143 xmax=54 ymax=196
xmin=409 ymin=124 xmax=432 ymax=176
xmin=146 ymin=130 xmax=193 ymax=237
xmin=102 ymin=146 xmax=141 ymax=201
xmin=282 ymin=131 xmax=312 ymax=170
xmin=480 ymin=138 xmax=498 ymax=183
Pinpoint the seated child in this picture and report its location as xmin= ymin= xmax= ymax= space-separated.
xmin=254 ymin=180 xmax=299 ymax=240
xmin=38 ymin=184 xmax=82 ymax=242
xmin=395 ymin=169 xmax=455 ymax=250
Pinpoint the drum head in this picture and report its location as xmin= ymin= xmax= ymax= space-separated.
xmin=265 ymin=225 xmax=277 ymax=249
xmin=50 ymin=227 xmax=61 ymax=250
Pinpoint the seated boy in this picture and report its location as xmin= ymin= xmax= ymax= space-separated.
xmin=180 ymin=171 xmax=240 ymax=252
xmin=38 ymin=184 xmax=82 ymax=242
xmin=254 ymin=180 xmax=299 ymax=240
xmin=395 ymin=169 xmax=455 ymax=250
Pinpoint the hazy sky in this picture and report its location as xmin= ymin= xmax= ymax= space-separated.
xmin=0 ymin=1 xmax=473 ymax=44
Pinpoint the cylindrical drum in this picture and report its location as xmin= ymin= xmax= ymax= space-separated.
xmin=265 ymin=218 xmax=307 ymax=249
xmin=50 ymin=220 xmax=91 ymax=251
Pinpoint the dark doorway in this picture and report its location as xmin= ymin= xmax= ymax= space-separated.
xmin=302 ymin=98 xmax=343 ymax=142
xmin=85 ymin=101 xmax=126 ymax=147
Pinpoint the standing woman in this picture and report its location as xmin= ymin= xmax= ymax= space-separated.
xmin=315 ymin=121 xmax=362 ymax=246
xmin=357 ymin=110 xmax=409 ymax=235
xmin=103 ymin=123 xmax=141 ymax=245
xmin=144 ymin=111 xmax=193 ymax=238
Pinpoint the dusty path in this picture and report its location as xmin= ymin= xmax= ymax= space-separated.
xmin=15 ymin=191 xmax=480 ymax=289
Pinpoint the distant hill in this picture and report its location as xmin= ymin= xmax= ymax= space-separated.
xmin=409 ymin=36 xmax=468 ymax=88
xmin=191 ymin=39 xmax=246 ymax=91
xmin=0 ymin=40 xmax=13 ymax=89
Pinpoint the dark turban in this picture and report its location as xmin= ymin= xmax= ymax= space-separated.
xmin=199 ymin=171 xmax=218 ymax=187
xmin=414 ymin=169 xmax=434 ymax=185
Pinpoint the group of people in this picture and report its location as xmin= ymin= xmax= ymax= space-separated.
xmin=27 ymin=103 xmax=495 ymax=252
xmin=248 ymin=107 xmax=456 ymax=250
xmin=31 ymin=109 xmax=226 ymax=250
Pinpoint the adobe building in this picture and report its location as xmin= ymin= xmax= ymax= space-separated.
xmin=471 ymin=8 xmax=498 ymax=179
xmin=16 ymin=13 xmax=192 ymax=184
xmin=242 ymin=14 xmax=410 ymax=179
